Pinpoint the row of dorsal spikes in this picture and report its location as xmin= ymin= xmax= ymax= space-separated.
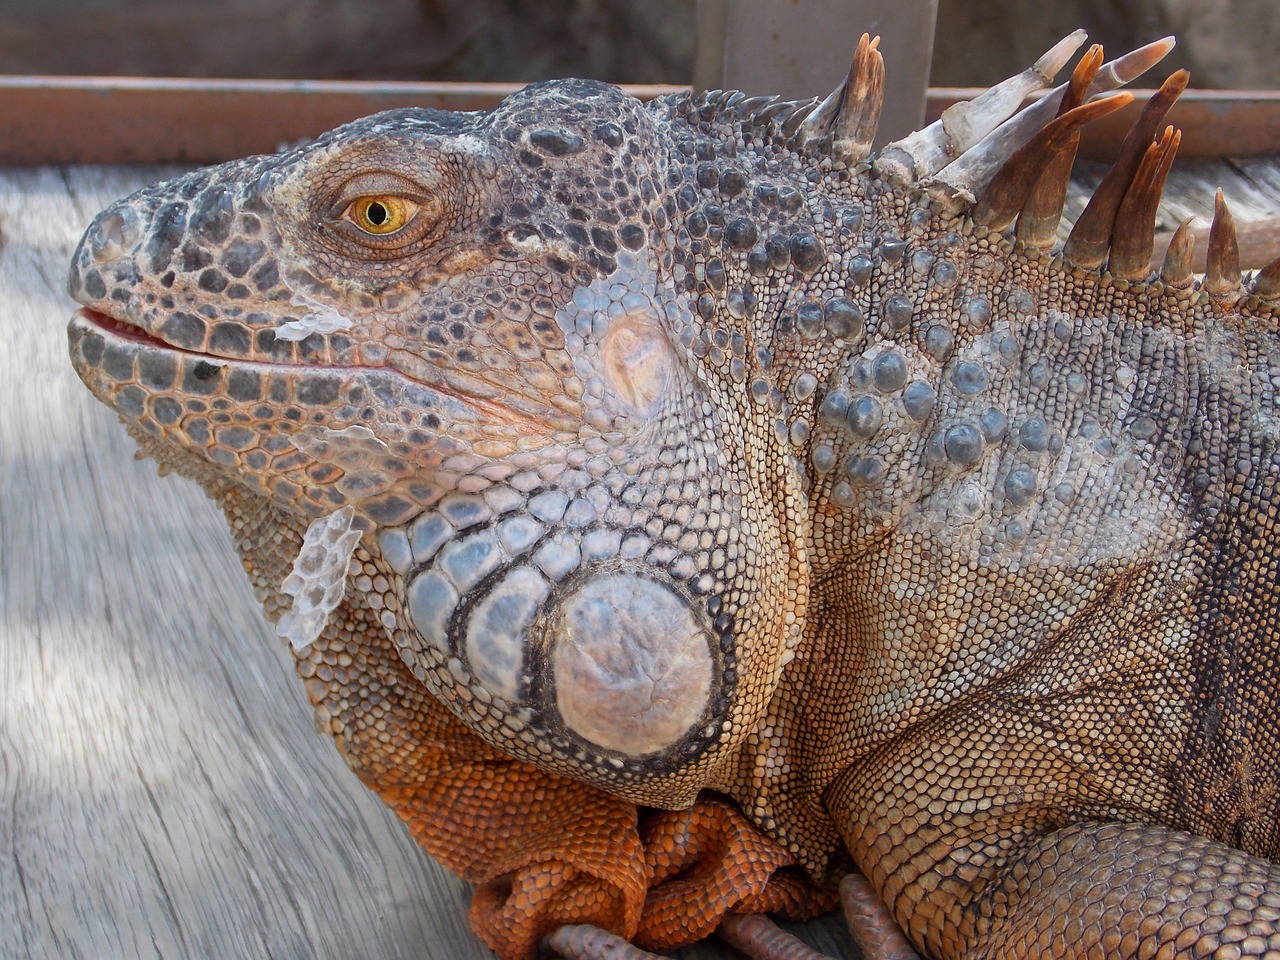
xmin=691 ymin=31 xmax=1280 ymax=303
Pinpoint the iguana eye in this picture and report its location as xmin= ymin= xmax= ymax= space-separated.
xmin=323 ymin=172 xmax=444 ymax=256
xmin=345 ymin=196 xmax=418 ymax=236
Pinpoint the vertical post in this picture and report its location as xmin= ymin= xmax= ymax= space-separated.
xmin=693 ymin=0 xmax=939 ymax=145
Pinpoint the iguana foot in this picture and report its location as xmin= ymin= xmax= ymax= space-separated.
xmin=546 ymin=913 xmax=843 ymax=960
xmin=717 ymin=912 xmax=841 ymax=960
xmin=635 ymin=797 xmax=840 ymax=950
xmin=543 ymin=924 xmax=667 ymax=959
xmin=839 ymin=874 xmax=922 ymax=960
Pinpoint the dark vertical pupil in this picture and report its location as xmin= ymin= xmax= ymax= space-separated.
xmin=366 ymin=201 xmax=388 ymax=226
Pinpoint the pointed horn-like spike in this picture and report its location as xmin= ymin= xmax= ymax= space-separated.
xmin=733 ymin=95 xmax=777 ymax=117
xmin=1204 ymin=189 xmax=1243 ymax=295
xmin=1252 ymin=255 xmax=1280 ymax=301
xmin=795 ymin=47 xmax=853 ymax=145
xmin=795 ymin=34 xmax=884 ymax=161
xmin=876 ymin=29 xmax=1086 ymax=182
xmin=1062 ymin=45 xmax=1106 ymax=115
xmin=1015 ymin=142 xmax=1078 ymax=248
xmin=1161 ymin=218 xmax=1196 ymax=288
xmin=890 ymin=35 xmax=1173 ymax=189
xmin=1155 ymin=217 xmax=1280 ymax=272
xmin=1089 ymin=36 xmax=1177 ymax=94
xmin=972 ymin=93 xmax=1133 ymax=232
xmin=834 ymin=35 xmax=884 ymax=162
xmin=1109 ymin=126 xmax=1181 ymax=280
xmin=1014 ymin=45 xmax=1107 ymax=247
xmin=1063 ymin=69 xmax=1189 ymax=269
xmin=750 ymin=99 xmax=795 ymax=126
xmin=926 ymin=41 xmax=1176 ymax=209
xmin=940 ymin=29 xmax=1086 ymax=151
xmin=778 ymin=98 xmax=821 ymax=137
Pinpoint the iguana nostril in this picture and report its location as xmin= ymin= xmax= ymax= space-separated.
xmin=89 ymin=207 xmax=141 ymax=265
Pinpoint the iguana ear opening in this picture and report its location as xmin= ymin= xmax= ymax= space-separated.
xmin=600 ymin=318 xmax=676 ymax=418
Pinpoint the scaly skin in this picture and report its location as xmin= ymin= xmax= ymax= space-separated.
xmin=68 ymin=40 xmax=1280 ymax=960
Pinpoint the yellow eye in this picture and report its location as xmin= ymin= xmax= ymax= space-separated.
xmin=346 ymin=196 xmax=417 ymax=235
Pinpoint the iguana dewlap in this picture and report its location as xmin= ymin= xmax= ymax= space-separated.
xmin=68 ymin=27 xmax=1280 ymax=960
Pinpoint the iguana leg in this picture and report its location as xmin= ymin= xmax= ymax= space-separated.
xmin=717 ymin=912 xmax=841 ymax=959
xmin=545 ymin=925 xmax=667 ymax=959
xmin=968 ymin=822 xmax=1280 ymax=958
xmin=826 ymin=714 xmax=1280 ymax=959
xmin=839 ymin=874 xmax=922 ymax=960
xmin=550 ymin=913 xmax=843 ymax=960
xmin=832 ymin=768 xmax=1280 ymax=959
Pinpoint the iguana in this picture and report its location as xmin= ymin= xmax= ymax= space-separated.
xmin=66 ymin=26 xmax=1280 ymax=960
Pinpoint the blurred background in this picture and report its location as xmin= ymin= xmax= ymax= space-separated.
xmin=0 ymin=0 xmax=1275 ymax=89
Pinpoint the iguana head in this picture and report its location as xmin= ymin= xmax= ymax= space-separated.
xmin=67 ymin=79 xmax=808 ymax=806
xmin=69 ymin=81 xmax=678 ymax=509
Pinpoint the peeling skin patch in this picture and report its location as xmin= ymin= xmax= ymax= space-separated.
xmin=277 ymin=505 xmax=362 ymax=651
xmin=290 ymin=424 xmax=389 ymax=462
xmin=553 ymin=573 xmax=713 ymax=756
xmin=600 ymin=320 xmax=674 ymax=416
xmin=276 ymin=291 xmax=355 ymax=341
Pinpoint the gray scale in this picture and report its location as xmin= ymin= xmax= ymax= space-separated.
xmin=410 ymin=512 xmax=455 ymax=563
xmin=1004 ymin=467 xmax=1039 ymax=507
xmin=484 ymin=483 xmax=529 ymax=515
xmin=903 ymin=381 xmax=936 ymax=421
xmin=497 ymin=515 xmax=546 ymax=556
xmin=533 ymin=532 xmax=582 ymax=581
xmin=872 ymin=352 xmax=908 ymax=393
xmin=581 ymin=527 xmax=623 ymax=561
xmin=528 ymin=489 xmax=570 ymax=523
xmin=845 ymin=395 xmax=884 ymax=438
xmin=407 ymin=570 xmax=459 ymax=652
xmin=439 ymin=494 xmax=494 ymax=530
xmin=620 ymin=534 xmax=651 ymax=558
xmin=438 ymin=531 xmax=502 ymax=592
xmin=377 ymin=527 xmax=413 ymax=575
xmin=980 ymin=408 xmax=1009 ymax=442
xmin=812 ymin=443 xmax=838 ymax=474
xmin=464 ymin=566 xmax=551 ymax=701
xmin=563 ymin=497 xmax=599 ymax=527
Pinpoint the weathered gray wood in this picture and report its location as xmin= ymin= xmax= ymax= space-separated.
xmin=0 ymin=164 xmax=854 ymax=960
xmin=693 ymin=0 xmax=939 ymax=144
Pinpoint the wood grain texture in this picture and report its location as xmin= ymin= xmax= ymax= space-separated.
xmin=0 ymin=165 xmax=853 ymax=960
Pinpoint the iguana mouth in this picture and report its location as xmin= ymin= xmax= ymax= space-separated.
xmin=76 ymin=307 xmax=177 ymax=351
xmin=69 ymin=307 xmax=571 ymax=437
